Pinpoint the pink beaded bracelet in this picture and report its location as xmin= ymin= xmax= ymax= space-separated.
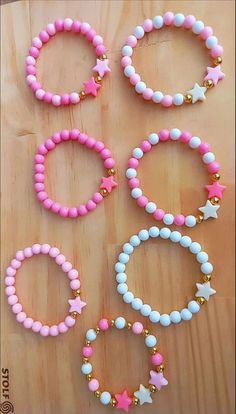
xmin=126 ymin=129 xmax=226 ymax=227
xmin=82 ymin=317 xmax=168 ymax=411
xmin=121 ymin=12 xmax=224 ymax=107
xmin=26 ymin=18 xmax=110 ymax=106
xmin=34 ymin=129 xmax=117 ymax=218
xmin=5 ymin=244 xmax=86 ymax=337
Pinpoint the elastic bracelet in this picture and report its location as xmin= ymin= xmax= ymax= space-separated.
xmin=115 ymin=226 xmax=216 ymax=327
xmin=5 ymin=244 xmax=86 ymax=336
xmin=81 ymin=317 xmax=168 ymax=411
xmin=121 ymin=12 xmax=224 ymax=107
xmin=34 ymin=129 xmax=117 ymax=218
xmin=26 ymin=18 xmax=110 ymax=106
xmin=126 ymin=129 xmax=226 ymax=227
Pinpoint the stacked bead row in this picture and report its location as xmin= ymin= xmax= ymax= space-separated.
xmin=81 ymin=318 xmax=168 ymax=411
xmin=115 ymin=226 xmax=216 ymax=327
xmin=5 ymin=244 xmax=86 ymax=336
xmin=126 ymin=129 xmax=226 ymax=227
xmin=34 ymin=129 xmax=117 ymax=218
xmin=121 ymin=12 xmax=224 ymax=106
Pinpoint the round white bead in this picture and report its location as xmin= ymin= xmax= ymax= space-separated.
xmin=159 ymin=228 xmax=171 ymax=239
xmin=124 ymin=65 xmax=135 ymax=77
xmin=149 ymin=311 xmax=160 ymax=323
xmin=119 ymin=253 xmax=130 ymax=264
xmin=170 ymin=128 xmax=181 ymax=140
xmin=134 ymin=25 xmax=145 ymax=39
xmin=173 ymin=93 xmax=184 ymax=106
xmin=180 ymin=308 xmax=192 ymax=321
xmin=189 ymin=242 xmax=201 ymax=254
xmin=115 ymin=317 xmax=126 ymax=329
xmin=116 ymin=272 xmax=127 ymax=283
xmin=138 ymin=229 xmax=149 ymax=240
xmin=145 ymin=202 xmax=157 ymax=214
xmin=135 ymin=81 xmax=146 ymax=94
xmin=86 ymin=329 xmax=97 ymax=342
xmin=153 ymin=15 xmax=163 ymax=29
xmin=122 ymin=45 xmax=133 ymax=56
xmin=141 ymin=304 xmax=152 ymax=316
xmin=180 ymin=236 xmax=192 ymax=248
xmin=131 ymin=188 xmax=142 ymax=199
xmin=174 ymin=13 xmax=185 ymax=27
xmin=160 ymin=314 xmax=171 ymax=326
xmin=152 ymin=91 xmax=163 ymax=103
xmin=188 ymin=300 xmax=200 ymax=314
xmin=132 ymin=147 xmax=143 ymax=159
xmin=163 ymin=214 xmax=174 ymax=225
xmin=192 ymin=20 xmax=204 ymax=34
xmin=185 ymin=215 xmax=197 ymax=228
xmin=81 ymin=363 xmax=92 ymax=375
xmin=196 ymin=251 xmax=209 ymax=263
xmin=170 ymin=311 xmax=181 ymax=324
xmin=170 ymin=231 xmax=182 ymax=243
xmin=148 ymin=133 xmax=159 ymax=145
xmin=149 ymin=226 xmax=159 ymax=238
xmin=203 ymin=152 xmax=215 ymax=164
xmin=189 ymin=136 xmax=201 ymax=149
xmin=205 ymin=35 xmax=218 ymax=49
xmin=123 ymin=291 xmax=134 ymax=303
xmin=201 ymin=262 xmax=213 ymax=274
xmin=117 ymin=283 xmax=128 ymax=294
xmin=145 ymin=334 xmax=157 ymax=347
xmin=126 ymin=168 xmax=137 ymax=179
xmin=100 ymin=392 xmax=111 ymax=405
xmin=131 ymin=298 xmax=143 ymax=310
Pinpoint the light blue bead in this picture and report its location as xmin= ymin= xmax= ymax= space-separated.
xmin=115 ymin=316 xmax=126 ymax=329
xmin=86 ymin=329 xmax=97 ymax=342
xmin=189 ymin=136 xmax=201 ymax=149
xmin=173 ymin=93 xmax=184 ymax=106
xmin=117 ymin=283 xmax=128 ymax=294
xmin=135 ymin=81 xmax=146 ymax=94
xmin=145 ymin=202 xmax=157 ymax=214
xmin=174 ymin=13 xmax=185 ymax=27
xmin=206 ymin=35 xmax=218 ymax=49
xmin=81 ymin=363 xmax=92 ymax=375
xmin=160 ymin=227 xmax=171 ymax=239
xmin=160 ymin=314 xmax=171 ymax=326
xmin=188 ymin=300 xmax=200 ymax=314
xmin=131 ymin=188 xmax=142 ymax=199
xmin=119 ymin=253 xmax=130 ymax=264
xmin=148 ymin=133 xmax=159 ymax=145
xmin=132 ymin=147 xmax=143 ymax=159
xmin=170 ymin=231 xmax=182 ymax=243
xmin=100 ymin=391 xmax=111 ymax=405
xmin=152 ymin=91 xmax=163 ymax=103
xmin=170 ymin=311 xmax=181 ymax=324
xmin=185 ymin=215 xmax=197 ymax=228
xmin=116 ymin=272 xmax=127 ymax=283
xmin=180 ymin=236 xmax=192 ymax=248
xmin=201 ymin=262 xmax=213 ymax=274
xmin=123 ymin=291 xmax=134 ymax=303
xmin=180 ymin=308 xmax=192 ymax=321
xmin=149 ymin=226 xmax=160 ymax=238
xmin=145 ymin=334 xmax=157 ymax=347
xmin=134 ymin=25 xmax=145 ymax=39
xmin=138 ymin=229 xmax=149 ymax=241
xmin=170 ymin=128 xmax=181 ymax=140
xmin=123 ymin=243 xmax=134 ymax=255
xmin=130 ymin=235 xmax=141 ymax=247
xmin=163 ymin=214 xmax=174 ymax=225
xmin=153 ymin=15 xmax=163 ymax=29
xmin=126 ymin=168 xmax=137 ymax=179
xmin=189 ymin=242 xmax=201 ymax=254
xmin=192 ymin=20 xmax=204 ymax=34
xmin=149 ymin=311 xmax=160 ymax=323
xmin=122 ymin=45 xmax=133 ymax=56
xmin=124 ymin=65 xmax=135 ymax=77
xmin=141 ymin=304 xmax=152 ymax=316
xmin=115 ymin=262 xmax=126 ymax=273
xmin=203 ymin=152 xmax=215 ymax=164
xmin=196 ymin=251 xmax=209 ymax=264
xmin=132 ymin=298 xmax=143 ymax=310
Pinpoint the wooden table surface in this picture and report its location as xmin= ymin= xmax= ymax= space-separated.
xmin=1 ymin=1 xmax=235 ymax=414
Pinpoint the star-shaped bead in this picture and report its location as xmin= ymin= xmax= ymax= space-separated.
xmin=93 ymin=58 xmax=111 ymax=77
xmin=83 ymin=77 xmax=101 ymax=97
xmin=195 ymin=281 xmax=216 ymax=301
xmin=205 ymin=182 xmax=226 ymax=199
xmin=187 ymin=83 xmax=207 ymax=103
xmin=115 ymin=390 xmax=132 ymax=412
xmin=134 ymin=384 xmax=152 ymax=406
xmin=204 ymin=65 xmax=225 ymax=86
xmin=149 ymin=370 xmax=168 ymax=391
xmin=199 ymin=200 xmax=220 ymax=220
xmin=68 ymin=296 xmax=86 ymax=314
xmin=100 ymin=176 xmax=118 ymax=193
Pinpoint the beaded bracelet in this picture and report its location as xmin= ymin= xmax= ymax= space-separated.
xmin=115 ymin=226 xmax=216 ymax=327
xmin=121 ymin=12 xmax=224 ymax=107
xmin=81 ymin=317 xmax=168 ymax=411
xmin=126 ymin=129 xmax=226 ymax=227
xmin=35 ymin=129 xmax=117 ymax=218
xmin=26 ymin=18 xmax=110 ymax=106
xmin=5 ymin=244 xmax=86 ymax=336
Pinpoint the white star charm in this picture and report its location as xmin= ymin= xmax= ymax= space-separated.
xmin=187 ymin=83 xmax=207 ymax=103
xmin=134 ymin=384 xmax=152 ymax=405
xmin=199 ymin=200 xmax=220 ymax=220
xmin=195 ymin=281 xmax=216 ymax=301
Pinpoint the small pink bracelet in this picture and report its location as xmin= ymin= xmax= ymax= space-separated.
xmin=5 ymin=244 xmax=86 ymax=337
xmin=34 ymin=129 xmax=118 ymax=218
xmin=126 ymin=129 xmax=226 ymax=228
xmin=26 ymin=18 xmax=110 ymax=106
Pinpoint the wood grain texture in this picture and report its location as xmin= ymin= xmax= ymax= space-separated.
xmin=1 ymin=1 xmax=235 ymax=414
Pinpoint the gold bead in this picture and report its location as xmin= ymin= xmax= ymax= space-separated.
xmin=95 ymin=327 xmax=100 ymax=334
xmin=100 ymin=188 xmax=109 ymax=197
xmin=143 ymin=329 xmax=149 ymax=337
xmin=79 ymin=91 xmax=86 ymax=99
xmin=132 ymin=397 xmax=139 ymax=406
xmin=86 ymin=340 xmax=91 ymax=346
xmin=211 ymin=173 xmax=220 ymax=181
xmin=196 ymin=296 xmax=206 ymax=305
xmin=184 ymin=94 xmax=192 ymax=103
xmin=96 ymin=76 xmax=102 ymax=83
xmin=203 ymin=79 xmax=214 ymax=89
xmin=203 ymin=274 xmax=211 ymax=282
xmin=150 ymin=347 xmax=157 ymax=355
xmin=110 ymin=319 xmax=115 ymax=327
xmin=157 ymin=364 xmax=164 ymax=372
xmin=107 ymin=168 xmax=116 ymax=176
xmin=86 ymin=374 xmax=92 ymax=381
xmin=83 ymin=357 xmax=89 ymax=363
xmin=149 ymin=384 xmax=157 ymax=393
xmin=70 ymin=311 xmax=78 ymax=319
xmin=100 ymin=54 xmax=107 ymax=60
xmin=210 ymin=196 xmax=219 ymax=205
xmin=213 ymin=56 xmax=222 ymax=66
xmin=196 ymin=213 xmax=204 ymax=224
xmin=126 ymin=322 xmax=132 ymax=329
xmin=110 ymin=398 xmax=117 ymax=407
xmin=74 ymin=289 xmax=81 ymax=297
xmin=95 ymin=390 xmax=101 ymax=398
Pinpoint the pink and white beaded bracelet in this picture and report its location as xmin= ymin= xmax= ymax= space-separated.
xmin=126 ymin=129 xmax=226 ymax=227
xmin=34 ymin=129 xmax=117 ymax=218
xmin=26 ymin=18 xmax=110 ymax=106
xmin=82 ymin=317 xmax=168 ymax=411
xmin=5 ymin=244 xmax=86 ymax=337
xmin=121 ymin=12 xmax=225 ymax=107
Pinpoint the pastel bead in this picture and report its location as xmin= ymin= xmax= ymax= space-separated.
xmin=170 ymin=311 xmax=181 ymax=324
xmin=210 ymin=44 xmax=223 ymax=58
xmin=5 ymin=277 xmax=15 ymax=286
xmin=126 ymin=168 xmax=137 ymax=179
xmin=199 ymin=142 xmax=211 ymax=154
xmin=180 ymin=131 xmax=192 ymax=143
xmin=180 ymin=236 xmax=192 ymax=248
xmin=192 ymin=20 xmax=204 ymax=34
xmin=148 ymin=133 xmax=159 ymax=145
xmin=62 ymin=261 xmax=72 ymax=272
xmin=64 ymin=18 xmax=73 ymax=31
xmin=145 ymin=334 xmax=157 ymax=347
xmin=134 ymin=26 xmax=145 ymax=39
xmin=123 ymin=291 xmax=134 ymax=303
xmin=132 ymin=147 xmax=143 ymax=159
xmin=160 ymin=314 xmax=171 ymax=326
xmin=143 ymin=88 xmax=154 ymax=100
xmin=115 ymin=317 xmax=126 ymax=329
xmin=52 ymin=95 xmax=61 ymax=106
xmin=189 ymin=242 xmax=201 ymax=254
xmin=137 ymin=196 xmax=148 ymax=207
xmin=115 ymin=262 xmax=125 ymax=273
xmin=70 ymin=279 xmax=80 ymax=290
xmin=54 ymin=19 xmax=64 ymax=31
xmin=135 ymin=81 xmax=146 ymax=94
xmin=159 ymin=228 xmax=171 ymax=239
xmin=131 ymin=298 xmax=143 ymax=310
xmin=16 ymin=312 xmax=27 ymax=323
xmin=200 ymin=26 xmax=213 ymax=40
xmin=88 ymin=379 xmax=99 ymax=392
xmin=206 ymin=35 xmax=218 ymax=49
xmin=39 ymin=31 xmax=49 ymax=43
xmin=196 ymin=251 xmax=209 ymax=263
xmin=138 ymin=229 xmax=149 ymax=240
xmin=121 ymin=56 xmax=132 ymax=67
xmin=145 ymin=202 xmax=157 ymax=214
xmin=170 ymin=128 xmax=181 ymax=140
xmin=122 ymin=45 xmax=133 ymax=57
xmin=58 ymin=322 xmax=68 ymax=334
xmin=126 ymin=35 xmax=137 ymax=47
xmin=83 ymin=346 xmax=93 ymax=358
xmin=119 ymin=253 xmax=129 ymax=264
xmin=180 ymin=309 xmax=192 ymax=321
xmin=161 ymin=95 xmax=173 ymax=107
xmin=189 ymin=136 xmax=201 ymax=149
xmin=100 ymin=392 xmax=111 ymax=405
xmin=153 ymin=16 xmax=163 ymax=29
xmin=5 ymin=286 xmax=16 ymax=296
xmin=117 ymin=283 xmax=128 ymax=294
xmin=64 ymin=316 xmax=76 ymax=327
xmin=185 ymin=215 xmax=197 ymax=228
xmin=131 ymin=188 xmax=142 ymax=199
xmin=23 ymin=317 xmax=34 ymax=329
xmin=163 ymin=11 xmax=174 ymax=25
xmin=208 ymin=161 xmax=220 ymax=173
xmin=151 ymin=353 xmax=163 ymax=365
xmin=81 ymin=363 xmax=92 ymax=375
xmin=184 ymin=15 xmax=196 ymax=29
xmin=98 ymin=319 xmax=109 ymax=331
xmin=32 ymin=321 xmax=42 ymax=332
xmin=6 ymin=267 xmax=16 ymax=277
xmin=173 ymin=93 xmax=184 ymax=106
xmin=163 ymin=214 xmax=174 ymax=225
xmin=46 ymin=23 xmax=56 ymax=36
xmin=143 ymin=19 xmax=153 ymax=32
xmin=130 ymin=73 xmax=141 ymax=85
xmin=124 ymin=65 xmax=135 ymax=77
xmin=50 ymin=325 xmax=59 ymax=336
xmin=188 ymin=300 xmax=200 ymax=313
xmin=123 ymin=243 xmax=134 ymax=255
xmin=203 ymin=152 xmax=215 ymax=164
xmin=201 ymin=262 xmax=213 ymax=274
xmin=132 ymin=322 xmax=143 ymax=334
xmin=149 ymin=226 xmax=159 ymax=237
xmin=159 ymin=129 xmax=170 ymax=141
xmin=149 ymin=311 xmax=160 ymax=323
xmin=170 ymin=231 xmax=182 ymax=243
xmin=174 ymin=215 xmax=185 ymax=226
xmin=152 ymin=91 xmax=163 ymax=103
xmin=86 ymin=329 xmax=97 ymax=342
xmin=55 ymin=254 xmax=66 ymax=265
xmin=8 ymin=295 xmax=18 ymax=305
xmin=154 ymin=209 xmax=165 ymax=220
xmin=68 ymin=269 xmax=79 ymax=280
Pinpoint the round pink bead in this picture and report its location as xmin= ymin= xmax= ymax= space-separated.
xmin=5 ymin=286 xmax=16 ymax=296
xmin=32 ymin=244 xmax=41 ymax=254
xmin=93 ymin=35 xmax=103 ymax=46
xmin=161 ymin=95 xmax=173 ymax=107
xmin=130 ymin=73 xmax=141 ymax=86
xmin=200 ymin=26 xmax=213 ymax=40
xmin=98 ymin=318 xmax=109 ymax=331
xmin=35 ymin=89 xmax=46 ymax=100
xmin=128 ymin=178 xmax=140 ymax=189
xmin=70 ymin=279 xmax=80 ymax=290
xmin=6 ymin=267 xmax=16 ymax=277
xmin=68 ymin=269 xmax=79 ymax=280
xmin=59 ymin=207 xmax=69 ymax=217
xmin=153 ymin=209 xmax=165 ymax=220
xmin=49 ymin=325 xmax=59 ymax=336
xmin=49 ymin=247 xmax=60 ymax=258
xmin=64 ymin=316 xmax=76 ymax=328
xmin=81 ymin=22 xmax=91 ymax=34
xmin=180 ymin=131 xmax=192 ymax=143
xmin=15 ymin=250 xmax=25 ymax=261
xmin=52 ymin=132 xmax=61 ymax=144
xmin=61 ymin=129 xmax=70 ymax=141
xmin=16 ymin=312 xmax=27 ymax=323
xmin=132 ymin=322 xmax=143 ymax=334
xmin=5 ymin=277 xmax=15 ymax=287
xmin=58 ymin=322 xmax=68 ymax=333
xmin=26 ymin=55 xmax=36 ymax=65
xmin=100 ymin=148 xmax=112 ymax=160
xmin=78 ymin=133 xmax=88 ymax=144
xmin=35 ymin=164 xmax=45 ymax=173
xmin=151 ymin=353 xmax=164 ymax=366
xmin=38 ymin=144 xmax=48 ymax=155
xmin=143 ymin=88 xmax=154 ymax=100
xmin=51 ymin=202 xmax=61 ymax=213
xmin=64 ymin=18 xmax=73 ymax=31
xmin=52 ymin=95 xmax=61 ymax=106
xmin=143 ymin=18 xmax=153 ymax=32
xmin=70 ymin=129 xmax=80 ymax=140
xmin=61 ymin=93 xmax=70 ymax=105
xmin=163 ymin=11 xmax=174 ymax=26
xmin=40 ymin=325 xmax=50 ymax=336
xmin=43 ymin=198 xmax=53 ymax=209
xmin=12 ymin=303 xmax=22 ymax=314
xmin=86 ymin=200 xmax=97 ymax=211
xmin=46 ymin=23 xmax=56 ymax=36
xmin=96 ymin=44 xmax=106 ymax=56
xmin=93 ymin=192 xmax=103 ymax=204
xmin=24 ymin=247 xmax=33 ymax=257
xmin=55 ymin=254 xmax=66 ymax=265
xmin=62 ymin=261 xmax=72 ymax=273
xmin=26 ymin=65 xmax=36 ymax=75
xmin=128 ymin=157 xmax=139 ymax=168
xmin=104 ymin=157 xmax=115 ymax=168
xmin=32 ymin=321 xmax=42 ymax=332
xmin=210 ymin=44 xmax=223 ymax=58
xmin=78 ymin=205 xmax=88 ymax=216
xmin=37 ymin=191 xmax=48 ymax=202
xmin=183 ymin=15 xmax=196 ymax=29
xmin=140 ymin=140 xmax=151 ymax=152
xmin=198 ymin=142 xmax=211 ymax=154
xmin=44 ymin=91 xmax=53 ymax=103
xmin=8 ymin=295 xmax=18 ymax=305
xmin=29 ymin=47 xmax=40 ymax=58
xmin=39 ymin=31 xmax=49 ymax=43
xmin=88 ymin=379 xmax=99 ymax=392
xmin=31 ymin=81 xmax=41 ymax=92
xmin=32 ymin=37 xmax=42 ymax=49
xmin=11 ymin=259 xmax=21 ymax=269
xmin=68 ymin=208 xmax=78 ymax=218
xmin=26 ymin=74 xmax=36 ymax=85
xmin=126 ymin=35 xmax=137 ymax=47
xmin=86 ymin=28 xmax=96 ymax=41
xmin=83 ymin=346 xmax=93 ymax=358
xmin=34 ymin=181 xmax=44 ymax=192
xmin=159 ymin=129 xmax=170 ymax=141
xmin=94 ymin=141 xmax=105 ymax=152
xmin=137 ymin=196 xmax=148 ymax=207
xmin=54 ymin=19 xmax=64 ymax=32
xmin=70 ymin=92 xmax=80 ymax=104
xmin=41 ymin=244 xmax=51 ymax=254
xmin=35 ymin=173 xmax=44 ymax=183
xmin=45 ymin=138 xmax=55 ymax=150
xmin=174 ymin=214 xmax=185 ymax=226
xmin=208 ymin=161 xmax=220 ymax=174
xmin=121 ymin=56 xmax=132 ymax=68
xmin=23 ymin=317 xmax=34 ymax=329
xmin=85 ymin=137 xmax=96 ymax=149
xmin=35 ymin=154 xmax=45 ymax=163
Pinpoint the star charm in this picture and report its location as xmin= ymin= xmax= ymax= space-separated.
xmin=195 ymin=281 xmax=216 ymax=301
xmin=68 ymin=296 xmax=86 ymax=314
xmin=199 ymin=200 xmax=220 ymax=220
xmin=83 ymin=77 xmax=101 ymax=97
xmin=134 ymin=384 xmax=152 ymax=406
xmin=204 ymin=65 xmax=225 ymax=86
xmin=149 ymin=370 xmax=168 ymax=391
xmin=115 ymin=390 xmax=132 ymax=412
xmin=205 ymin=182 xmax=226 ymax=199
xmin=187 ymin=83 xmax=207 ymax=103
xmin=93 ymin=58 xmax=111 ymax=77
xmin=100 ymin=176 xmax=118 ymax=193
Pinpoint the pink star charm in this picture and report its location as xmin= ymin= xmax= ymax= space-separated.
xmin=115 ymin=390 xmax=132 ymax=413
xmin=149 ymin=370 xmax=168 ymax=391
xmin=204 ymin=65 xmax=225 ymax=86
xmin=83 ymin=77 xmax=101 ymax=97
xmin=205 ymin=182 xmax=226 ymax=199
xmin=93 ymin=58 xmax=111 ymax=77
xmin=68 ymin=296 xmax=86 ymax=314
xmin=100 ymin=176 xmax=118 ymax=193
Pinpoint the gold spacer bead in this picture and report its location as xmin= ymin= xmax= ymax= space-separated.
xmin=95 ymin=327 xmax=100 ymax=334
xmin=83 ymin=357 xmax=89 ymax=363
xmin=196 ymin=213 xmax=204 ymax=224
xmin=95 ymin=390 xmax=101 ymax=398
xmin=203 ymin=274 xmax=211 ymax=282
xmin=132 ymin=397 xmax=139 ymax=406
xmin=74 ymin=289 xmax=81 ymax=297
xmin=143 ymin=329 xmax=149 ymax=337
xmin=110 ymin=398 xmax=117 ymax=407
xmin=196 ymin=296 xmax=206 ymax=305
xmin=100 ymin=54 xmax=107 ymax=60
xmin=150 ymin=347 xmax=157 ymax=355
xmin=157 ymin=364 xmax=164 ymax=372
xmin=86 ymin=374 xmax=92 ymax=381
xmin=107 ymin=168 xmax=116 ymax=176
xmin=86 ymin=340 xmax=91 ymax=346
xmin=210 ymin=196 xmax=220 ymax=205
xmin=184 ymin=93 xmax=192 ymax=103
xmin=96 ymin=76 xmax=102 ymax=83
xmin=79 ymin=91 xmax=86 ymax=99
xmin=213 ymin=56 xmax=222 ymax=66
xmin=110 ymin=319 xmax=115 ymax=327
xmin=203 ymin=79 xmax=214 ymax=89
xmin=126 ymin=322 xmax=132 ymax=329
xmin=211 ymin=173 xmax=220 ymax=181
xmin=149 ymin=384 xmax=157 ymax=393
xmin=100 ymin=188 xmax=109 ymax=197
xmin=70 ymin=311 xmax=78 ymax=319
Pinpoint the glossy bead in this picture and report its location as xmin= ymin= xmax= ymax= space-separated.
xmin=132 ymin=322 xmax=143 ymax=334
xmin=115 ymin=317 xmax=126 ymax=329
xmin=134 ymin=25 xmax=145 ymax=39
xmin=185 ymin=215 xmax=197 ymax=227
xmin=100 ymin=392 xmax=111 ymax=405
xmin=149 ymin=311 xmax=160 ymax=323
xmin=86 ymin=329 xmax=97 ymax=342
xmin=189 ymin=242 xmax=201 ymax=254
xmin=81 ymin=363 xmax=92 ymax=375
xmin=145 ymin=334 xmax=157 ymax=347
xmin=159 ymin=228 xmax=171 ymax=239
xmin=153 ymin=15 xmax=163 ymax=29
xmin=160 ymin=314 xmax=171 ymax=326
xmin=188 ymin=300 xmax=200 ymax=313
xmin=201 ymin=262 xmax=213 ymax=274
xmin=131 ymin=298 xmax=143 ymax=310
xmin=151 ymin=353 xmax=163 ymax=366
xmin=89 ymin=379 xmax=99 ymax=392
xmin=180 ymin=309 xmax=192 ymax=321
xmin=149 ymin=226 xmax=159 ymax=238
